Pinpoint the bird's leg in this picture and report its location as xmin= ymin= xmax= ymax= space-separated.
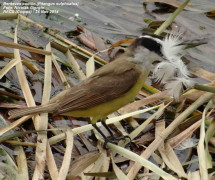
xmin=92 ymin=121 xmax=131 ymax=149
xmin=101 ymin=120 xmax=131 ymax=143
xmin=101 ymin=120 xmax=114 ymax=138
xmin=92 ymin=121 xmax=118 ymax=149
xmin=92 ymin=123 xmax=107 ymax=139
xmin=92 ymin=123 xmax=112 ymax=149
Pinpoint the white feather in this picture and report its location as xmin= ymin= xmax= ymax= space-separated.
xmin=153 ymin=61 xmax=176 ymax=83
xmin=162 ymin=32 xmax=184 ymax=60
xmin=153 ymin=33 xmax=194 ymax=98
xmin=165 ymin=77 xmax=194 ymax=99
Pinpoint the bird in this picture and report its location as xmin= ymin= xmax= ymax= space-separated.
xmin=9 ymin=34 xmax=189 ymax=140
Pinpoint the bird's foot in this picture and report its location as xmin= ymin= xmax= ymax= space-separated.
xmin=92 ymin=123 xmax=131 ymax=149
xmin=114 ymin=135 xmax=131 ymax=142
xmin=103 ymin=135 xmax=131 ymax=149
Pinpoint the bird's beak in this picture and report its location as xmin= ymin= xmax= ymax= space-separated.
xmin=177 ymin=38 xmax=208 ymax=49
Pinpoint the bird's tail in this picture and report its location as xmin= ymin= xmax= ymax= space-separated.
xmin=9 ymin=103 xmax=58 ymax=119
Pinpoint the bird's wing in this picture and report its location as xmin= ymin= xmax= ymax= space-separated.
xmin=54 ymin=60 xmax=141 ymax=115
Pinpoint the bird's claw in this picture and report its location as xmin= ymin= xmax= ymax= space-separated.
xmin=102 ymin=135 xmax=131 ymax=149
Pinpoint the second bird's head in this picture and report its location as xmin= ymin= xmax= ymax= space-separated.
xmin=125 ymin=34 xmax=194 ymax=98
xmin=126 ymin=34 xmax=184 ymax=65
